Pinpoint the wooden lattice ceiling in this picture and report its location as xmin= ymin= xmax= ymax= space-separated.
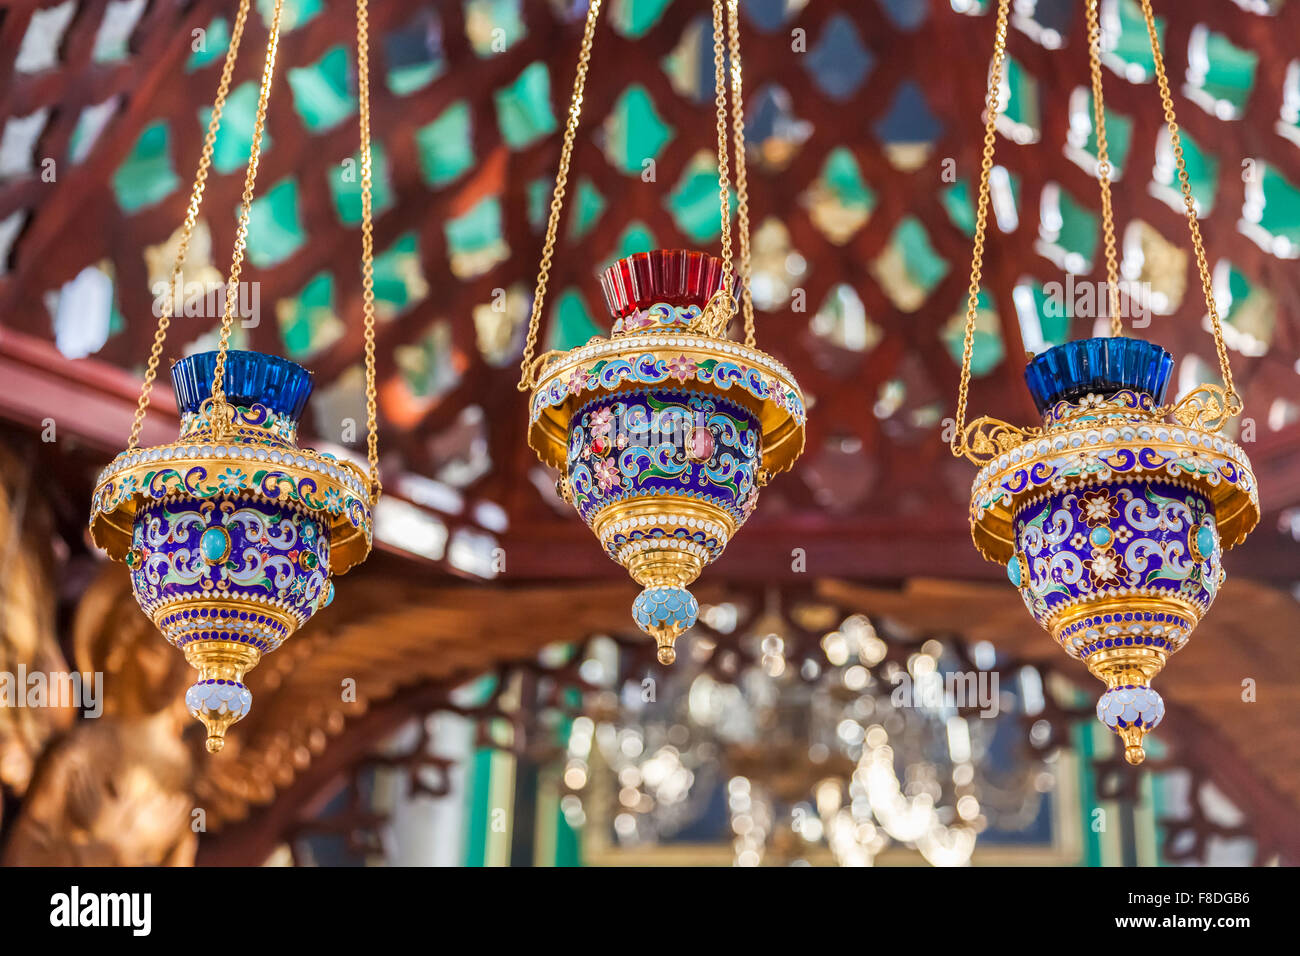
xmin=1 ymin=0 xmax=1298 ymax=586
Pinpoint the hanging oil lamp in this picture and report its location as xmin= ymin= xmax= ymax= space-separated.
xmin=518 ymin=0 xmax=805 ymax=664
xmin=88 ymin=0 xmax=383 ymax=752
xmin=950 ymin=0 xmax=1258 ymax=764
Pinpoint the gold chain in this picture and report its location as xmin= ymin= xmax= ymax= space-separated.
xmin=1138 ymin=0 xmax=1241 ymax=415
xmin=210 ymin=0 xmax=285 ymax=426
xmin=706 ymin=0 xmax=735 ymax=338
xmin=126 ymin=0 xmax=254 ymax=449
xmin=1085 ymin=0 xmax=1121 ymax=336
xmin=356 ymin=0 xmax=381 ymax=500
xmin=951 ymin=0 xmax=1010 ymax=457
xmin=517 ymin=0 xmax=604 ymax=391
xmin=726 ymin=0 xmax=755 ymax=348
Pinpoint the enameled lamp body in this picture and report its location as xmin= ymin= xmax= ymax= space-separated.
xmin=528 ymin=250 xmax=805 ymax=663
xmin=969 ymin=337 xmax=1258 ymax=763
xmin=89 ymin=350 xmax=374 ymax=751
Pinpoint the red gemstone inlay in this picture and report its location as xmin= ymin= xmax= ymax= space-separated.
xmin=598 ymin=249 xmax=740 ymax=319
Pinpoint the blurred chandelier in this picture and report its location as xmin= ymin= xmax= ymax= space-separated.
xmin=950 ymin=0 xmax=1259 ymax=764
xmin=563 ymin=611 xmax=1052 ymax=866
xmin=518 ymin=0 xmax=806 ymax=666
xmin=88 ymin=0 xmax=381 ymax=752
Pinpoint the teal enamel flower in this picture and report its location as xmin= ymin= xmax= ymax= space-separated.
xmin=215 ymin=468 xmax=247 ymax=494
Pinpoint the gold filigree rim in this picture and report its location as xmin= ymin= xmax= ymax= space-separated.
xmin=969 ymin=430 xmax=1259 ymax=565
xmin=89 ymin=443 xmax=374 ymax=576
xmin=527 ymin=335 xmax=806 ymax=479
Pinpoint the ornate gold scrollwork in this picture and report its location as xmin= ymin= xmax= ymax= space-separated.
xmin=1168 ymin=384 xmax=1241 ymax=434
xmin=956 ymin=416 xmax=1041 ymax=466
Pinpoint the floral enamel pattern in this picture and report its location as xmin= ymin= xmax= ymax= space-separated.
xmin=567 ymin=389 xmax=760 ymax=527
xmin=179 ymin=400 xmax=299 ymax=447
xmin=1011 ymin=480 xmax=1221 ymax=630
xmin=130 ymin=497 xmax=330 ymax=629
xmin=612 ymin=302 xmax=701 ymax=335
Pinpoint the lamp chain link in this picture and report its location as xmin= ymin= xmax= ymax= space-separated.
xmin=1138 ymin=0 xmax=1241 ymax=416
xmin=706 ymin=0 xmax=735 ymax=338
xmin=210 ymin=0 xmax=286 ymax=427
xmin=727 ymin=0 xmax=756 ymax=349
xmin=516 ymin=0 xmax=604 ymax=391
xmin=1085 ymin=0 xmax=1122 ymax=336
xmin=356 ymin=0 xmax=381 ymax=500
xmin=951 ymin=0 xmax=1010 ymax=457
xmin=126 ymin=0 xmax=253 ymax=449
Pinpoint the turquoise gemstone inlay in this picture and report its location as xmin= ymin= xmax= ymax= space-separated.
xmin=1196 ymin=523 xmax=1216 ymax=560
xmin=1006 ymin=556 xmax=1022 ymax=587
xmin=200 ymin=526 xmax=230 ymax=564
xmin=1090 ymin=526 xmax=1113 ymax=548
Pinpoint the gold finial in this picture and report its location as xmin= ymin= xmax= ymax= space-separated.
xmin=656 ymin=640 xmax=677 ymax=666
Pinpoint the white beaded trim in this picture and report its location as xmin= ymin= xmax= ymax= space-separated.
xmin=973 ymin=422 xmax=1251 ymax=492
xmin=598 ymin=512 xmax=730 ymax=543
xmin=613 ymin=536 xmax=721 ymax=564
xmin=543 ymin=333 xmax=797 ymax=385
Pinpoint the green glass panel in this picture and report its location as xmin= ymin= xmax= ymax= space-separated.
xmin=245 ymin=178 xmax=305 ymax=267
xmin=446 ymin=195 xmax=504 ymax=257
xmin=279 ymin=271 xmax=343 ymax=360
xmin=546 ymin=288 xmax=603 ymax=351
xmin=287 ymin=45 xmax=355 ymax=133
xmin=821 ymin=147 xmax=874 ymax=211
xmin=613 ymin=0 xmax=675 ymax=38
xmin=571 ymin=178 xmax=605 ymax=239
xmin=1020 ymin=282 xmax=1071 ymax=349
xmin=1002 ymin=57 xmax=1039 ymax=136
xmin=1054 ymin=188 xmax=1099 ymax=269
xmin=612 ymin=222 xmax=656 ymax=262
xmin=386 ymin=9 xmax=444 ymax=95
xmin=257 ymin=0 xmax=321 ymax=32
xmin=187 ymin=17 xmax=230 ymax=72
xmin=416 ymin=102 xmax=474 ymax=187
xmin=112 ymin=121 xmax=180 ymax=213
xmin=389 ymin=60 xmax=442 ymax=96
xmin=466 ymin=0 xmax=525 ymax=56
xmin=667 ymin=156 xmax=735 ymax=242
xmin=894 ymin=216 xmax=948 ymax=295
xmin=1080 ymin=92 xmax=1132 ymax=176
xmin=603 ymin=84 xmax=674 ymax=175
xmin=329 ymin=141 xmax=394 ymax=224
xmin=528 ymin=178 xmax=551 ymax=232
xmin=201 ymin=81 xmax=270 ymax=175
xmin=1196 ymin=31 xmax=1257 ymax=115
xmin=943 ymin=289 xmax=1003 ymax=377
xmin=373 ymin=232 xmax=426 ymax=317
xmin=1108 ymin=0 xmax=1163 ymax=80
xmin=495 ymin=62 xmax=557 ymax=149
xmin=942 ymin=179 xmax=976 ymax=238
xmin=1255 ymin=167 xmax=1300 ymax=249
xmin=1157 ymin=128 xmax=1217 ymax=215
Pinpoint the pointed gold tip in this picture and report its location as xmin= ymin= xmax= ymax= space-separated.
xmin=1124 ymin=744 xmax=1145 ymax=766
